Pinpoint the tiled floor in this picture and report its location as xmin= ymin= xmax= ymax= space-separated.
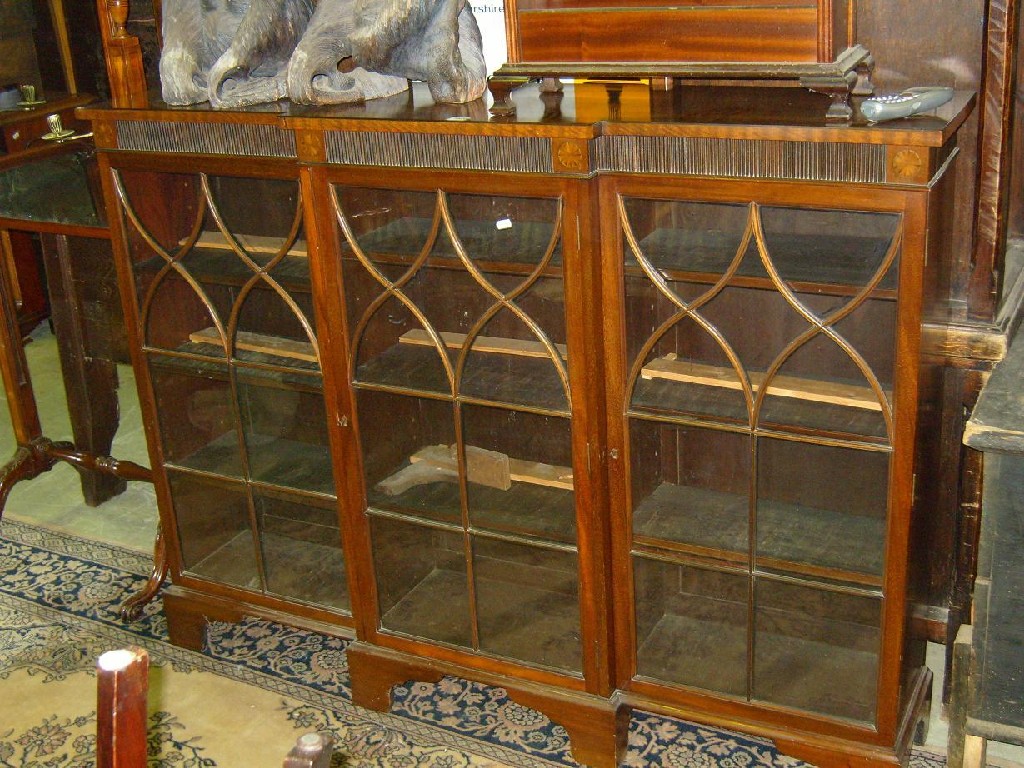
xmin=2 ymin=326 xmax=1021 ymax=767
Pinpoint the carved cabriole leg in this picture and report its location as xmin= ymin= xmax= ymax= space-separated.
xmin=120 ymin=524 xmax=168 ymax=621
xmin=346 ymin=641 xmax=629 ymax=768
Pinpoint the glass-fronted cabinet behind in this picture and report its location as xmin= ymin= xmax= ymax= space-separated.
xmin=113 ymin=166 xmax=349 ymax=614
xmin=615 ymin=193 xmax=903 ymax=725
xmin=333 ymin=181 xmax=583 ymax=675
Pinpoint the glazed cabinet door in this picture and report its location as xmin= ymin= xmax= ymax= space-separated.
xmin=604 ymin=177 xmax=919 ymax=731
xmin=108 ymin=158 xmax=351 ymax=617
xmin=327 ymin=171 xmax=599 ymax=681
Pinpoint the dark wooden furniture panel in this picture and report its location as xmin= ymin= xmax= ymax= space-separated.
xmin=506 ymin=0 xmax=848 ymax=65
xmin=81 ymin=79 xmax=971 ymax=768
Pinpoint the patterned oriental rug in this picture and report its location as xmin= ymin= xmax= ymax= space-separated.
xmin=0 ymin=520 xmax=948 ymax=768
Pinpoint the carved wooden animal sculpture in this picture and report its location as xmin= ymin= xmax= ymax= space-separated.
xmin=159 ymin=0 xmax=314 ymax=107
xmin=160 ymin=0 xmax=485 ymax=107
xmin=159 ymin=0 xmax=245 ymax=105
xmin=286 ymin=0 xmax=487 ymax=105
xmin=285 ymin=0 xmax=408 ymax=105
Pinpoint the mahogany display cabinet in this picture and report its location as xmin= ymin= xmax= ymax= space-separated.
xmin=80 ymin=82 xmax=973 ymax=768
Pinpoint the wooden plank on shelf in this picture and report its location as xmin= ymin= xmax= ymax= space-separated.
xmin=376 ymin=461 xmax=456 ymax=496
xmin=411 ymin=444 xmax=512 ymax=490
xmin=399 ymin=329 xmax=568 ymax=360
xmin=640 ymin=354 xmax=882 ymax=411
xmin=408 ymin=443 xmax=574 ymax=491
xmin=189 ymin=326 xmax=317 ymax=363
xmin=186 ymin=231 xmax=308 ymax=257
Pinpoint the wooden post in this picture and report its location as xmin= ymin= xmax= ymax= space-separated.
xmin=96 ymin=0 xmax=150 ymax=108
xmin=96 ymin=648 xmax=149 ymax=768
xmin=0 ymin=229 xmax=42 ymax=445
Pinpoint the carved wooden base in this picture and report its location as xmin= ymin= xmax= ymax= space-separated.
xmin=163 ymin=587 xmax=250 ymax=651
xmin=120 ymin=525 xmax=168 ymax=622
xmin=487 ymin=46 xmax=876 ymax=121
xmin=347 ymin=641 xmax=630 ymax=768
xmin=618 ymin=665 xmax=932 ymax=768
xmin=773 ymin=668 xmax=931 ymax=768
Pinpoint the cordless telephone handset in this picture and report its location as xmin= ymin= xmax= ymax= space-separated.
xmin=860 ymin=87 xmax=954 ymax=124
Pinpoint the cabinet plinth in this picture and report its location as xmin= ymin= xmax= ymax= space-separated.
xmin=81 ymin=81 xmax=972 ymax=768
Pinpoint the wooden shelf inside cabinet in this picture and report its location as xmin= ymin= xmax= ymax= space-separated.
xmin=354 ymin=336 xmax=570 ymax=413
xmin=139 ymin=237 xmax=312 ymax=293
xmin=630 ymin=376 xmax=891 ymax=442
xmin=380 ymin=573 xmax=585 ymax=671
xmin=148 ymin=349 xmax=322 ymax=394
xmin=378 ymin=555 xmax=582 ymax=673
xmin=166 ymin=432 xmax=335 ymax=496
xmin=632 ymin=482 xmax=885 ymax=586
xmin=628 ymin=229 xmax=897 ymax=298
xmin=640 ymin=357 xmax=886 ymax=412
xmin=186 ymin=528 xmax=348 ymax=611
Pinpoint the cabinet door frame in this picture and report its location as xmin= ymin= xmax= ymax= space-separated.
xmin=311 ymin=163 xmax=614 ymax=695
xmin=102 ymin=150 xmax=354 ymax=626
xmin=598 ymin=171 xmax=931 ymax=744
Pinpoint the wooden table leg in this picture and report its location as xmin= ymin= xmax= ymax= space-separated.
xmin=0 ymin=229 xmax=43 ymax=447
xmin=40 ymin=232 xmax=126 ymax=506
xmin=947 ymin=623 xmax=974 ymax=768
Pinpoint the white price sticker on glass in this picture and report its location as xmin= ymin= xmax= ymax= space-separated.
xmin=495 ymin=217 xmax=512 ymax=230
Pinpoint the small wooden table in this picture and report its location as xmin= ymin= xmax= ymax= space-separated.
xmin=0 ymin=137 xmax=162 ymax=619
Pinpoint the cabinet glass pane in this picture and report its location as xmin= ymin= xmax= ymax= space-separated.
xmin=150 ymin=359 xmax=242 ymax=477
xmin=626 ymin=283 xmax=893 ymax=438
xmin=371 ymin=515 xmax=470 ymax=647
xmin=116 ymin=171 xmax=308 ymax=356
xmin=633 ymin=557 xmax=747 ymax=695
xmin=620 ymin=192 xmax=898 ymax=721
xmin=753 ymin=579 xmax=880 ymax=723
xmin=256 ymin=490 xmax=349 ymax=612
xmin=621 ymin=198 xmax=899 ymax=441
xmin=336 ymin=186 xmax=568 ymax=412
xmin=758 ymin=207 xmax=899 ymax=292
xmin=474 ymin=537 xmax=581 ymax=673
xmin=233 ymin=284 xmax=318 ymax=367
xmin=360 ymin=390 xmax=459 ymax=525
xmin=621 ymin=199 xmax=899 ymax=292
xmin=463 ymin=405 xmax=576 ymax=544
xmin=630 ymin=421 xmax=749 ymax=559
xmin=335 ymin=187 xmax=560 ymax=269
xmin=756 ymin=438 xmax=889 ymax=584
xmin=237 ymin=379 xmax=334 ymax=494
xmin=170 ymin=471 xmax=258 ymax=589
